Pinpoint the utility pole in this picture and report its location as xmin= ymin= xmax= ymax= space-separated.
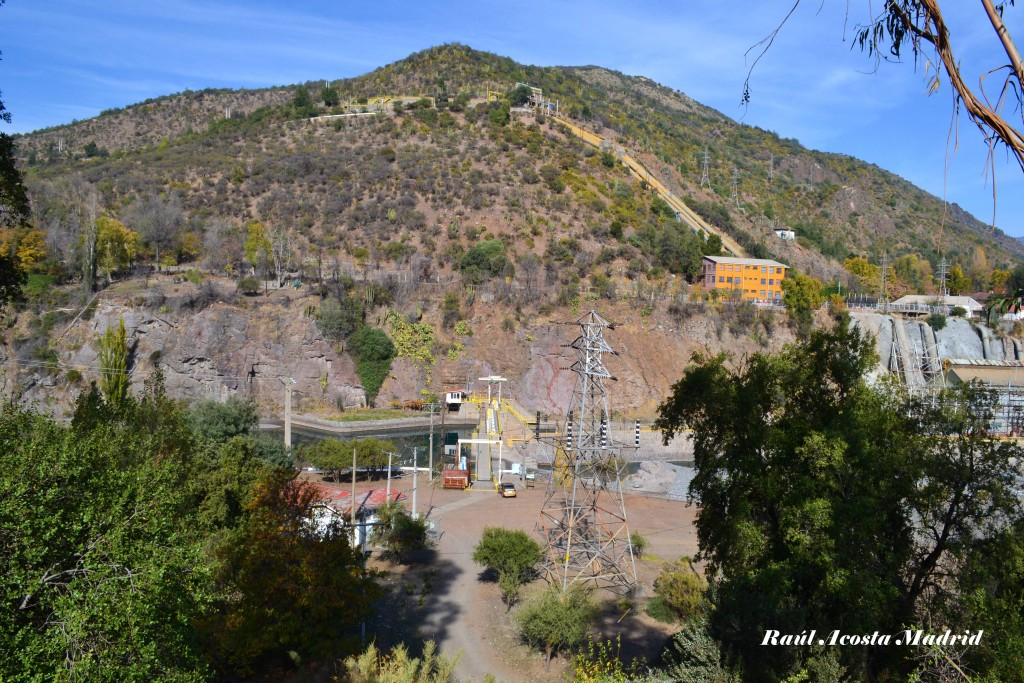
xmin=939 ymin=256 xmax=949 ymax=297
xmin=351 ymin=446 xmax=357 ymax=544
xmin=411 ymin=447 xmax=418 ymax=518
xmin=386 ymin=451 xmax=393 ymax=500
xmin=425 ymin=402 xmax=440 ymax=481
xmin=282 ymin=377 xmax=296 ymax=450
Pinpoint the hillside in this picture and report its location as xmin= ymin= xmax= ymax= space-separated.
xmin=16 ymin=44 xmax=1024 ymax=279
xmin=5 ymin=44 xmax=1024 ymax=414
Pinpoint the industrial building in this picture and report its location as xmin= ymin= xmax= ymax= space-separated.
xmin=702 ymin=255 xmax=789 ymax=301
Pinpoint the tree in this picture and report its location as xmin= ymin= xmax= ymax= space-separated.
xmin=0 ymin=129 xmax=28 ymax=229
xmin=0 ymin=402 xmax=214 ymax=680
xmin=317 ymin=293 xmax=364 ymax=341
xmin=472 ymin=527 xmax=543 ymax=609
xmin=509 ymin=84 xmax=533 ymax=106
xmin=95 ymin=215 xmax=140 ymax=281
xmin=780 ymin=271 xmax=824 ymax=336
xmin=748 ymin=2 xmax=1024 ymax=170
xmin=207 ymin=473 xmax=378 ymax=676
xmin=843 ymin=255 xmax=881 ymax=292
xmin=946 ymin=262 xmax=972 ymax=294
xmin=268 ymin=222 xmax=294 ymax=286
xmin=303 ymin=437 xmax=352 ymax=483
xmin=304 ymin=436 xmax=395 ymax=482
xmin=0 ymin=53 xmax=29 ymax=231
xmin=243 ymin=220 xmax=271 ymax=284
xmin=291 ymin=85 xmax=317 ymax=118
xmin=654 ymin=316 xmax=1024 ymax=680
xmin=31 ymin=176 xmax=98 ymax=288
xmin=188 ymin=396 xmax=259 ymax=443
xmin=321 ymin=82 xmax=340 ymax=107
xmin=123 ymin=192 xmax=183 ymax=271
xmin=516 ymin=584 xmax=597 ymax=669
xmin=0 ymin=249 xmax=24 ymax=311
xmin=98 ymin=316 xmax=130 ymax=409
xmin=371 ymin=499 xmax=432 ymax=562
xmin=459 ymin=239 xmax=513 ymax=283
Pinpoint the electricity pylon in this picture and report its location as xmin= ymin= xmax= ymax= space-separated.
xmin=536 ymin=311 xmax=638 ymax=595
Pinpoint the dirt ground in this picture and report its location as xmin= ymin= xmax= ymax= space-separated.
xmin=355 ymin=477 xmax=700 ymax=683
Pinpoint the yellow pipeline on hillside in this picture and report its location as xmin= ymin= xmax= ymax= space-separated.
xmin=550 ymin=115 xmax=745 ymax=257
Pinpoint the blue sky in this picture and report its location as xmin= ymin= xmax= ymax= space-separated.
xmin=2 ymin=0 xmax=1023 ymax=241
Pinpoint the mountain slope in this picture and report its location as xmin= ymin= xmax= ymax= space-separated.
xmin=14 ymin=44 xmax=1024 ymax=293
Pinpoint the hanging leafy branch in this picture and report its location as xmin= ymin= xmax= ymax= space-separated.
xmin=747 ymin=1 xmax=1024 ymax=171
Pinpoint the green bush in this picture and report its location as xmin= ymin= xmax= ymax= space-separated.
xmin=459 ymin=239 xmax=512 ymax=283
xmin=951 ymin=305 xmax=968 ymax=317
xmin=654 ymin=557 xmax=707 ymax=621
xmin=661 ymin=619 xmax=738 ymax=683
xmin=236 ymin=277 xmax=260 ymax=295
xmin=473 ymin=527 xmax=542 ymax=609
xmin=645 ymin=595 xmax=677 ymax=623
xmin=372 ymin=500 xmax=432 ymax=562
xmin=926 ymin=312 xmax=947 ymax=331
xmin=317 ymin=295 xmax=363 ymax=342
xmin=629 ymin=530 xmax=648 ymax=557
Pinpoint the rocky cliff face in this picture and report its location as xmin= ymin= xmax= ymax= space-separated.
xmin=851 ymin=311 xmax=1022 ymax=383
xmin=6 ymin=279 xmax=1014 ymax=421
xmin=6 ymin=282 xmax=364 ymax=415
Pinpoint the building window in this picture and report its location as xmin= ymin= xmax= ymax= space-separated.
xmin=762 ymin=266 xmax=767 ymax=273
xmin=719 ymin=276 xmax=725 ymax=283
xmin=761 ymin=278 xmax=766 ymax=285
xmin=760 ymin=290 xmax=766 ymax=297
xmin=769 ymin=279 xmax=774 ymax=285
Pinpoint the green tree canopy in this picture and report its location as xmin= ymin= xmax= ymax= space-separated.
xmin=0 ymin=393 xmax=211 ymax=679
xmin=459 ymin=238 xmax=512 ymax=283
xmin=780 ymin=271 xmax=824 ymax=336
xmin=472 ymin=527 xmax=542 ymax=608
xmin=188 ymin=395 xmax=259 ymax=442
xmin=508 ymin=84 xmax=533 ymax=106
xmin=317 ymin=293 xmax=364 ymax=341
xmin=303 ymin=436 xmax=395 ymax=482
xmin=321 ymin=83 xmax=340 ymax=107
xmin=98 ymin=316 xmax=130 ymax=409
xmin=654 ymin=316 xmax=1024 ymax=680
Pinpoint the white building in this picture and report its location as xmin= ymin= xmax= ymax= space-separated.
xmin=890 ymin=295 xmax=984 ymax=318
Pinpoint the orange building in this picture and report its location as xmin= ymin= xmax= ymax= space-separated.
xmin=702 ymin=256 xmax=788 ymax=301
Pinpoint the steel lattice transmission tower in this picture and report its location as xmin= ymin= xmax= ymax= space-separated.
xmin=536 ymin=311 xmax=638 ymax=595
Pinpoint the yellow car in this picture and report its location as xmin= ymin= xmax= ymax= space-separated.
xmin=497 ymin=482 xmax=517 ymax=498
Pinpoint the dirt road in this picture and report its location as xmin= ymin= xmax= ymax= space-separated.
xmin=411 ymin=484 xmax=700 ymax=682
